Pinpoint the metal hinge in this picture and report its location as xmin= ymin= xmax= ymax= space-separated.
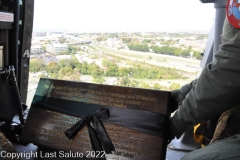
xmin=23 ymin=49 xmax=30 ymax=58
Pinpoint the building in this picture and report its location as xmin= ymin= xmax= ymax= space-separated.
xmin=31 ymin=45 xmax=43 ymax=53
xmin=46 ymin=44 xmax=69 ymax=54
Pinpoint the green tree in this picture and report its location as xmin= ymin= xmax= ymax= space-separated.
xmin=46 ymin=61 xmax=59 ymax=73
xmin=109 ymin=33 xmax=118 ymax=38
xmin=68 ymin=46 xmax=78 ymax=54
xmin=153 ymin=83 xmax=162 ymax=90
xmin=138 ymin=82 xmax=151 ymax=89
xmin=128 ymin=80 xmax=139 ymax=88
xmin=96 ymin=37 xmax=103 ymax=42
xmin=59 ymin=66 xmax=73 ymax=76
xmin=93 ymin=77 xmax=105 ymax=84
xmin=81 ymin=61 xmax=90 ymax=74
xmin=103 ymin=60 xmax=119 ymax=77
xmin=122 ymin=38 xmax=131 ymax=43
xmin=193 ymin=50 xmax=202 ymax=59
xmin=50 ymin=73 xmax=58 ymax=79
xmin=59 ymin=37 xmax=67 ymax=44
xmin=42 ymin=45 xmax=46 ymax=52
xmin=69 ymin=71 xmax=81 ymax=81
xmin=174 ymin=48 xmax=182 ymax=56
xmin=181 ymin=49 xmax=190 ymax=57
xmin=128 ymin=43 xmax=149 ymax=52
xmin=30 ymin=59 xmax=45 ymax=72
xmin=119 ymin=76 xmax=130 ymax=86
xmin=106 ymin=65 xmax=119 ymax=77
xmin=143 ymin=39 xmax=152 ymax=43
xmin=47 ymin=40 xmax=51 ymax=44
xmin=170 ymin=83 xmax=181 ymax=90
xmin=159 ymin=46 xmax=176 ymax=55
xmin=71 ymin=55 xmax=81 ymax=68
xmin=151 ymin=45 xmax=177 ymax=55
xmin=58 ymin=59 xmax=78 ymax=69
xmin=90 ymin=63 xmax=103 ymax=79
xmin=118 ymin=67 xmax=130 ymax=77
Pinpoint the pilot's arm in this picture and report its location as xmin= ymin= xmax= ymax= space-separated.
xmin=168 ymin=17 xmax=240 ymax=141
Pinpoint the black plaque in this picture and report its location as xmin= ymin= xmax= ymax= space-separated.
xmin=21 ymin=78 xmax=170 ymax=160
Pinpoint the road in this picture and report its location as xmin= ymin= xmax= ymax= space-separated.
xmin=95 ymin=46 xmax=201 ymax=74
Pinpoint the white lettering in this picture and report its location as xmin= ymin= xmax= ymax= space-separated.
xmin=0 ymin=151 xmax=38 ymax=159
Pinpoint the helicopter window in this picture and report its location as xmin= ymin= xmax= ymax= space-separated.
xmin=28 ymin=0 xmax=215 ymax=106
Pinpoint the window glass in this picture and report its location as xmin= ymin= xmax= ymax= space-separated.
xmin=28 ymin=0 xmax=215 ymax=106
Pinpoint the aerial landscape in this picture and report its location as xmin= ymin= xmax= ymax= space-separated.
xmin=27 ymin=31 xmax=206 ymax=106
xmin=28 ymin=0 xmax=215 ymax=106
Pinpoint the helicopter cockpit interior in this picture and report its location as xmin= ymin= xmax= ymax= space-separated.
xmin=0 ymin=0 xmax=229 ymax=159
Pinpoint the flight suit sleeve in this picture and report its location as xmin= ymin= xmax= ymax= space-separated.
xmin=170 ymin=79 xmax=197 ymax=113
xmin=170 ymin=42 xmax=240 ymax=138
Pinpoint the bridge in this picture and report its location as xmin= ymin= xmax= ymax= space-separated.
xmin=67 ymin=41 xmax=91 ymax=46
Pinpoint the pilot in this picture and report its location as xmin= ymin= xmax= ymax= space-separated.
xmin=168 ymin=0 xmax=240 ymax=159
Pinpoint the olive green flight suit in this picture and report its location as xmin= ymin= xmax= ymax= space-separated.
xmin=170 ymin=17 xmax=240 ymax=159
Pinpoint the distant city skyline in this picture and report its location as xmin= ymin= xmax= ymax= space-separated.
xmin=34 ymin=0 xmax=216 ymax=33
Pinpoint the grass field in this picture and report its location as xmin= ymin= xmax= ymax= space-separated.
xmin=94 ymin=45 xmax=200 ymax=75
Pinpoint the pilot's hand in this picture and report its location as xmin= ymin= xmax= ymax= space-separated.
xmin=169 ymin=89 xmax=183 ymax=113
xmin=169 ymin=79 xmax=198 ymax=113
xmin=167 ymin=110 xmax=190 ymax=144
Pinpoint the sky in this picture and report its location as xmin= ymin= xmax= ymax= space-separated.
xmin=33 ymin=0 xmax=216 ymax=32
